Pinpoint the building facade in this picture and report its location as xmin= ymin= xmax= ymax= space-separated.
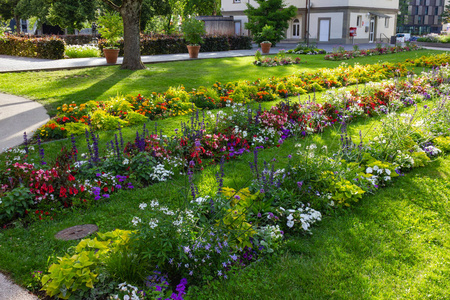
xmin=399 ymin=0 xmax=449 ymax=34
xmin=222 ymin=0 xmax=399 ymax=44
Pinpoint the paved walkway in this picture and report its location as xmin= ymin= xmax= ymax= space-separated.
xmin=0 ymin=42 xmax=381 ymax=73
xmin=0 ymin=93 xmax=49 ymax=153
xmin=0 ymin=273 xmax=38 ymax=300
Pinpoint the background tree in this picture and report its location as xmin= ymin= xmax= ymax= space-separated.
xmin=183 ymin=0 xmax=221 ymax=16
xmin=244 ymin=0 xmax=296 ymax=46
xmin=442 ymin=3 xmax=450 ymax=24
xmin=396 ymin=0 xmax=409 ymax=32
xmin=46 ymin=0 xmax=97 ymax=31
xmin=0 ymin=0 xmax=23 ymax=33
xmin=139 ymin=0 xmax=172 ymax=32
xmin=102 ymin=0 xmax=145 ymax=70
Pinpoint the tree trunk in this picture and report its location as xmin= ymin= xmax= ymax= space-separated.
xmin=14 ymin=15 xmax=21 ymax=34
xmin=119 ymin=0 xmax=145 ymax=70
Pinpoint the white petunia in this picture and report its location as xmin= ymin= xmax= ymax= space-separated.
xmin=366 ymin=167 xmax=373 ymax=174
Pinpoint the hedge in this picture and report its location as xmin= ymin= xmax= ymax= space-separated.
xmin=0 ymin=35 xmax=65 ymax=59
xmin=98 ymin=35 xmax=252 ymax=56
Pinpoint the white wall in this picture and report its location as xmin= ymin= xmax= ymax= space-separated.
xmin=309 ymin=12 xmax=344 ymax=40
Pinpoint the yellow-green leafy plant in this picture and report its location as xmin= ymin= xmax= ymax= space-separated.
xmin=434 ymin=136 xmax=450 ymax=152
xmin=41 ymin=230 xmax=132 ymax=299
xmin=218 ymin=187 xmax=258 ymax=248
xmin=90 ymin=110 xmax=127 ymax=130
xmin=411 ymin=151 xmax=431 ymax=167
xmin=125 ymin=111 xmax=148 ymax=125
xmin=320 ymin=171 xmax=365 ymax=207
xmin=64 ymin=122 xmax=90 ymax=136
xmin=165 ymin=86 xmax=190 ymax=102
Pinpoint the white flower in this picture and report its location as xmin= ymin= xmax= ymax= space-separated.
xmin=123 ymin=158 xmax=129 ymax=165
xmin=287 ymin=214 xmax=294 ymax=221
xmin=384 ymin=176 xmax=391 ymax=181
xmin=366 ymin=167 xmax=373 ymax=174
xmin=150 ymin=200 xmax=159 ymax=208
xmin=124 ymin=296 xmax=130 ymax=300
xmin=385 ymin=169 xmax=391 ymax=175
xmin=373 ymin=165 xmax=379 ymax=171
xmin=287 ymin=220 xmax=294 ymax=228
xmin=131 ymin=217 xmax=141 ymax=226
xmin=139 ymin=203 xmax=147 ymax=210
xmin=149 ymin=219 xmax=159 ymax=229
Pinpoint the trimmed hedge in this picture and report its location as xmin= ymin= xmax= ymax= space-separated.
xmin=98 ymin=35 xmax=252 ymax=56
xmin=0 ymin=35 xmax=65 ymax=59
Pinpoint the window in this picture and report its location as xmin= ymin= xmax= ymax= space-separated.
xmin=357 ymin=15 xmax=362 ymax=27
xmin=385 ymin=18 xmax=389 ymax=28
xmin=436 ymin=7 xmax=439 ymax=15
xmin=425 ymin=6 xmax=428 ymax=15
xmin=233 ymin=0 xmax=241 ymax=3
xmin=415 ymin=6 xmax=419 ymax=14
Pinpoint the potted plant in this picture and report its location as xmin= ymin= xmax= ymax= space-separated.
xmin=256 ymin=25 xmax=277 ymax=54
xmin=181 ymin=17 xmax=206 ymax=59
xmin=97 ymin=12 xmax=124 ymax=64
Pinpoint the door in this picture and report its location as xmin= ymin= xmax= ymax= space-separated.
xmin=319 ymin=19 xmax=330 ymax=42
xmin=292 ymin=19 xmax=300 ymax=38
xmin=369 ymin=18 xmax=375 ymax=42
xmin=234 ymin=21 xmax=241 ymax=36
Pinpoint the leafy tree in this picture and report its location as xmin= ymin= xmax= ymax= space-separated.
xmin=140 ymin=0 xmax=172 ymax=31
xmin=46 ymin=0 xmax=97 ymax=30
xmin=442 ymin=3 xmax=450 ymax=24
xmin=0 ymin=0 xmax=23 ymax=33
xmin=244 ymin=0 xmax=296 ymax=46
xmin=396 ymin=0 xmax=409 ymax=31
xmin=183 ymin=0 xmax=221 ymax=16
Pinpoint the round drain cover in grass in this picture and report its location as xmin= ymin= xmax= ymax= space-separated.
xmin=55 ymin=224 xmax=98 ymax=240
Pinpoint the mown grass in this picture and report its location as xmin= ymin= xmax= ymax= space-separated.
xmin=0 ymin=49 xmax=443 ymax=116
xmin=1 ymin=50 xmax=450 ymax=298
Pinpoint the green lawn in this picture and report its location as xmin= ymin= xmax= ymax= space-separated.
xmin=0 ymin=49 xmax=442 ymax=116
xmin=1 ymin=50 xmax=450 ymax=299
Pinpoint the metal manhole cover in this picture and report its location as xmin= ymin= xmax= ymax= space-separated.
xmin=54 ymin=224 xmax=98 ymax=241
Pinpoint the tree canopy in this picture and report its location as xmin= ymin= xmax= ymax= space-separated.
xmin=244 ymin=0 xmax=296 ymax=45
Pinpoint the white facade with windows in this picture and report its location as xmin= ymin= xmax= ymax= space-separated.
xmin=222 ymin=0 xmax=399 ymax=44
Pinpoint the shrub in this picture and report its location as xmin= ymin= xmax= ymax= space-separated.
xmin=98 ymin=35 xmax=252 ymax=56
xmin=0 ymin=35 xmax=65 ymax=59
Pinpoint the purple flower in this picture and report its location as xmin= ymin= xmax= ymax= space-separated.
xmin=94 ymin=196 xmax=101 ymax=200
xmin=234 ymin=195 xmax=241 ymax=200
xmin=102 ymin=194 xmax=110 ymax=198
xmin=115 ymin=184 xmax=122 ymax=189
xmin=288 ymin=154 xmax=292 ymax=159
xmin=96 ymin=173 xmax=101 ymax=177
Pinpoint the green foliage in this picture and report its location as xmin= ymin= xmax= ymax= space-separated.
xmin=257 ymin=25 xmax=277 ymax=44
xmin=434 ymin=136 xmax=450 ymax=152
xmin=90 ymin=110 xmax=127 ymax=131
xmin=97 ymin=12 xmax=123 ymax=48
xmin=64 ymin=122 xmax=90 ymax=136
xmin=320 ymin=171 xmax=365 ymax=207
xmin=46 ymin=0 xmax=96 ymax=30
xmin=181 ymin=17 xmax=206 ymax=45
xmin=244 ymin=0 xmax=296 ymax=46
xmin=411 ymin=151 xmax=431 ymax=168
xmin=0 ymin=185 xmax=34 ymax=223
xmin=41 ymin=230 xmax=132 ymax=299
xmin=125 ymin=111 xmax=148 ymax=126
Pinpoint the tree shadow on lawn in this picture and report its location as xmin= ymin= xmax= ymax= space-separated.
xmin=44 ymin=67 xmax=135 ymax=114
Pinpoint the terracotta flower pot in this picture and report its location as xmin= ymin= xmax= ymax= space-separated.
xmin=103 ymin=48 xmax=120 ymax=64
xmin=187 ymin=45 xmax=201 ymax=59
xmin=260 ymin=42 xmax=272 ymax=54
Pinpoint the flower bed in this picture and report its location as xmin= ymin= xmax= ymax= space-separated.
xmin=324 ymin=44 xmax=420 ymax=61
xmin=253 ymin=49 xmax=303 ymax=67
xmin=37 ymin=60 xmax=412 ymax=140
xmin=3 ymin=64 xmax=450 ymax=299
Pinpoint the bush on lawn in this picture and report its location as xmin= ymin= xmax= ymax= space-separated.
xmin=0 ymin=35 xmax=65 ymax=59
